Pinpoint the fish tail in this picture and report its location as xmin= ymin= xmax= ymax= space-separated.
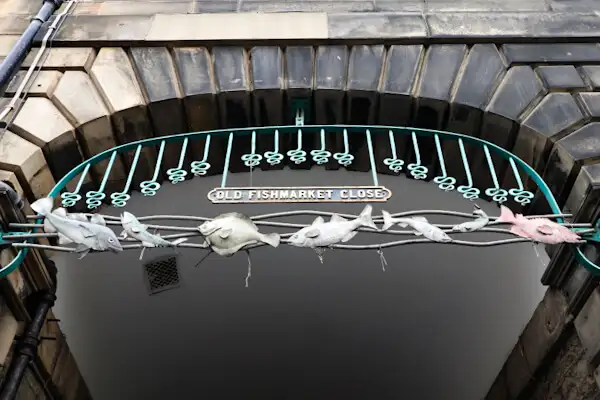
xmin=381 ymin=210 xmax=396 ymax=231
xmin=497 ymin=205 xmax=516 ymax=224
xmin=30 ymin=197 xmax=54 ymax=216
xmin=261 ymin=232 xmax=281 ymax=248
xmin=171 ymin=238 xmax=187 ymax=246
xmin=358 ymin=205 xmax=377 ymax=230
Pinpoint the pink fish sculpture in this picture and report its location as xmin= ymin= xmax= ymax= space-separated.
xmin=497 ymin=205 xmax=582 ymax=244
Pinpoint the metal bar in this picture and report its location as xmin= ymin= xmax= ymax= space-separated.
xmin=365 ymin=129 xmax=379 ymax=186
xmin=220 ymin=133 xmax=233 ymax=188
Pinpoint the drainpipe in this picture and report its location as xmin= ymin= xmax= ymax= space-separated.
xmin=0 ymin=289 xmax=57 ymax=400
xmin=0 ymin=0 xmax=63 ymax=94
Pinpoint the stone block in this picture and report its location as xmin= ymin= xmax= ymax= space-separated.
xmin=10 ymin=97 xmax=88 ymax=195
xmin=51 ymin=344 xmax=81 ymax=400
xmin=413 ymin=45 xmax=467 ymax=181
xmin=130 ymin=47 xmax=188 ymax=174
xmin=0 ymin=130 xmax=55 ymax=200
xmin=5 ymin=70 xmax=62 ymax=97
xmin=446 ymin=44 xmax=507 ymax=187
xmin=241 ymin=1 xmax=375 ymax=12
xmin=328 ymin=13 xmax=427 ymax=39
xmin=49 ymin=15 xmax=154 ymax=42
xmin=427 ymin=13 xmax=600 ymax=39
xmin=90 ymin=47 xmax=155 ymax=184
xmin=377 ymin=45 xmax=422 ymax=175
xmin=21 ymin=48 xmax=96 ymax=71
xmin=250 ymin=47 xmax=284 ymax=170
xmin=578 ymin=92 xmax=600 ymax=117
xmin=314 ymin=45 xmax=348 ymax=171
xmin=0 ymin=306 xmax=17 ymax=366
xmin=37 ymin=310 xmax=63 ymax=375
xmin=172 ymin=47 xmax=222 ymax=176
xmin=536 ymin=65 xmax=587 ymax=91
xmin=0 ymin=15 xmax=30 ymax=35
xmin=192 ymin=1 xmax=237 ymax=13
xmin=503 ymin=43 xmax=600 ymax=64
xmin=374 ymin=0 xmax=424 ymax=11
xmin=510 ymin=93 xmax=586 ymax=209
xmin=212 ymin=46 xmax=252 ymax=174
xmin=145 ymin=13 xmax=328 ymax=41
xmin=75 ymin=1 xmax=193 ymax=15
xmin=52 ymin=71 xmax=126 ymax=193
xmin=579 ymin=66 xmax=600 ymax=89
xmin=0 ymin=35 xmax=19 ymax=57
xmin=504 ymin=342 xmax=532 ymax=398
xmin=575 ymin=287 xmax=600 ymax=367
xmin=426 ymin=0 xmax=547 ymax=11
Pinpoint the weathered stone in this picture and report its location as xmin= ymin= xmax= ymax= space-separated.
xmin=378 ymin=45 xmax=423 ymax=175
xmin=193 ymin=1 xmax=237 ymax=13
xmin=49 ymin=15 xmax=154 ymax=42
xmin=130 ymin=47 xmax=187 ymax=174
xmin=575 ymin=287 xmax=600 ymax=367
xmin=52 ymin=71 xmax=126 ymax=192
xmin=413 ymin=45 xmax=467 ymax=179
xmin=503 ymin=43 xmax=600 ymax=64
xmin=577 ymin=92 xmax=600 ymax=117
xmin=0 ymin=130 xmax=55 ymax=200
xmin=478 ymin=66 xmax=545 ymax=203
xmin=5 ymin=70 xmax=62 ymax=97
xmin=357 ymin=0 xmax=424 ymax=11
xmin=427 ymin=13 xmax=600 ymax=38
xmin=504 ymin=341 xmax=533 ymax=398
xmin=426 ymin=0 xmax=547 ymax=11
xmin=212 ymin=47 xmax=251 ymax=173
xmin=579 ymin=66 xmax=600 ymax=89
xmin=241 ymin=1 xmax=375 ymax=12
xmin=172 ymin=47 xmax=222 ymax=176
xmin=145 ymin=13 xmax=328 ymax=41
xmin=328 ymin=13 xmax=427 ymax=39
xmin=536 ymin=65 xmax=587 ymax=90
xmin=21 ymin=48 xmax=96 ymax=71
xmin=90 ymin=47 xmax=155 ymax=184
xmin=446 ymin=44 xmax=506 ymax=185
xmin=0 ymin=35 xmax=19 ymax=57
xmin=74 ymin=1 xmax=193 ymax=15
xmin=512 ymin=93 xmax=586 ymax=209
xmin=10 ymin=97 xmax=87 ymax=194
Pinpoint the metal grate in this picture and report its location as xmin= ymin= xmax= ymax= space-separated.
xmin=143 ymin=255 xmax=180 ymax=295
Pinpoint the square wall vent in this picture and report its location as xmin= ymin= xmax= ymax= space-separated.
xmin=143 ymin=255 xmax=181 ymax=295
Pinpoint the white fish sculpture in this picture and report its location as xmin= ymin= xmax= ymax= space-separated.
xmin=287 ymin=205 xmax=377 ymax=261
xmin=451 ymin=205 xmax=490 ymax=233
xmin=381 ymin=211 xmax=452 ymax=243
xmin=31 ymin=197 xmax=123 ymax=258
xmin=198 ymin=212 xmax=280 ymax=257
xmin=119 ymin=211 xmax=188 ymax=260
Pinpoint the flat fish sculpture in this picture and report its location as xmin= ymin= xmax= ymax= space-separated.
xmin=198 ymin=212 xmax=280 ymax=257
xmin=496 ymin=205 xmax=581 ymax=244
xmin=452 ymin=205 xmax=490 ymax=233
xmin=287 ymin=205 xmax=377 ymax=249
xmin=31 ymin=197 xmax=123 ymax=258
xmin=381 ymin=211 xmax=452 ymax=243
xmin=120 ymin=211 xmax=188 ymax=260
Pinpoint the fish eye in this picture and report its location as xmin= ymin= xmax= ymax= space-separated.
xmin=108 ymin=238 xmax=114 ymax=243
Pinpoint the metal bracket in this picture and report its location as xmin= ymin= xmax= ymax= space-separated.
xmin=290 ymin=98 xmax=310 ymax=125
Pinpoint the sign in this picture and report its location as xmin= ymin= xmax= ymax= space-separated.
xmin=207 ymin=186 xmax=392 ymax=204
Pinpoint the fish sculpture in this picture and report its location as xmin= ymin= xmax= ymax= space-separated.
xmin=198 ymin=212 xmax=280 ymax=257
xmin=381 ymin=211 xmax=452 ymax=243
xmin=287 ymin=205 xmax=377 ymax=261
xmin=451 ymin=205 xmax=490 ymax=233
xmin=31 ymin=197 xmax=123 ymax=258
xmin=496 ymin=205 xmax=581 ymax=244
xmin=119 ymin=211 xmax=188 ymax=260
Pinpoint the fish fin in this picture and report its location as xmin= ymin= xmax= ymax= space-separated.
xmin=412 ymin=216 xmax=428 ymax=223
xmin=358 ymin=205 xmax=377 ymax=230
xmin=30 ymin=197 xmax=53 ymax=216
xmin=312 ymin=216 xmax=325 ymax=225
xmin=413 ymin=231 xmax=423 ymax=236
xmin=497 ymin=205 xmax=516 ymax=223
xmin=53 ymin=207 xmax=68 ymax=217
xmin=510 ymin=226 xmax=530 ymax=239
xmin=341 ymin=231 xmax=358 ymax=243
xmin=78 ymin=224 xmax=96 ymax=238
xmin=330 ymin=214 xmax=347 ymax=223
xmin=43 ymin=218 xmax=56 ymax=233
xmin=131 ymin=226 xmax=143 ymax=234
xmin=171 ymin=238 xmax=187 ymax=246
xmin=89 ymin=214 xmax=106 ymax=226
xmin=381 ymin=210 xmax=395 ymax=231
xmin=75 ymin=244 xmax=89 ymax=253
xmin=118 ymin=230 xmax=128 ymax=239
xmin=304 ymin=229 xmax=320 ymax=238
xmin=536 ymin=225 xmax=555 ymax=235
xmin=142 ymin=241 xmax=156 ymax=248
xmin=261 ymin=233 xmax=280 ymax=248
xmin=218 ymin=228 xmax=232 ymax=239
xmin=57 ymin=233 xmax=72 ymax=245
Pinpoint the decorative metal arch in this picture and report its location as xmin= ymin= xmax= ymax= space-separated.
xmin=1 ymin=121 xmax=599 ymax=278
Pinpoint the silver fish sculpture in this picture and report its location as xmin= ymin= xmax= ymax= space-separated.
xmin=287 ymin=205 xmax=377 ymax=249
xmin=451 ymin=205 xmax=490 ymax=233
xmin=381 ymin=211 xmax=452 ymax=243
xmin=31 ymin=197 xmax=123 ymax=258
xmin=120 ymin=211 xmax=188 ymax=260
xmin=198 ymin=212 xmax=280 ymax=257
